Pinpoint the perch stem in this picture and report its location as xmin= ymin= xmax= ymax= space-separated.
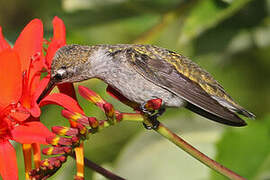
xmin=154 ymin=121 xmax=246 ymax=180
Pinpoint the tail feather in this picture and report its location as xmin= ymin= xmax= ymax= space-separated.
xmin=185 ymin=102 xmax=247 ymax=127
xmin=211 ymin=96 xmax=255 ymax=120
xmin=237 ymin=108 xmax=255 ymax=119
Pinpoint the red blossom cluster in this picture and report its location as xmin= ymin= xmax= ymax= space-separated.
xmin=30 ymin=84 xmax=163 ymax=179
xmin=0 ymin=17 xmax=83 ymax=180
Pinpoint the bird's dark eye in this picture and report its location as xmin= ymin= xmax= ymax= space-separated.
xmin=54 ymin=73 xmax=63 ymax=80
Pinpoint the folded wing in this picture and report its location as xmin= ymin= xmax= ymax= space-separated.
xmin=125 ymin=46 xmax=251 ymax=126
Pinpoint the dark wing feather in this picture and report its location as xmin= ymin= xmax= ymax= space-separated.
xmin=126 ymin=48 xmax=246 ymax=126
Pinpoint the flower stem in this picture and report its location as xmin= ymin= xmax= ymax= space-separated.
xmin=154 ymin=122 xmax=246 ymax=180
xmin=75 ymin=143 xmax=84 ymax=178
xmin=121 ymin=113 xmax=144 ymax=122
xmin=22 ymin=144 xmax=32 ymax=180
xmin=71 ymin=154 xmax=126 ymax=180
xmin=32 ymin=143 xmax=41 ymax=168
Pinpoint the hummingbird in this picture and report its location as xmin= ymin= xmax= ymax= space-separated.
xmin=38 ymin=44 xmax=254 ymax=127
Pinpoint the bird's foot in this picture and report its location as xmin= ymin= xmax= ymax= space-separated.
xmin=140 ymin=98 xmax=165 ymax=130
xmin=143 ymin=119 xmax=160 ymax=130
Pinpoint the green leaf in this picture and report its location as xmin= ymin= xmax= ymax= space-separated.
xmin=211 ymin=115 xmax=270 ymax=180
xmin=178 ymin=0 xmax=252 ymax=44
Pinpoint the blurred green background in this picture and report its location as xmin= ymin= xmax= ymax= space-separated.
xmin=1 ymin=0 xmax=270 ymax=179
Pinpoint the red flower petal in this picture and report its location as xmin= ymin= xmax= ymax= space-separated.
xmin=0 ymin=27 xmax=11 ymax=52
xmin=40 ymin=93 xmax=84 ymax=114
xmin=78 ymin=85 xmax=106 ymax=110
xmin=52 ymin=16 xmax=66 ymax=43
xmin=0 ymin=50 xmax=22 ymax=111
xmin=11 ymin=121 xmax=55 ymax=144
xmin=33 ymin=75 xmax=50 ymax=102
xmin=28 ymin=102 xmax=41 ymax=118
xmin=0 ymin=140 xmax=18 ymax=180
xmin=27 ymin=52 xmax=45 ymax=94
xmin=45 ymin=42 xmax=62 ymax=69
xmin=13 ymin=19 xmax=43 ymax=71
xmin=28 ymin=75 xmax=50 ymax=118
xmin=46 ymin=17 xmax=66 ymax=68
xmin=9 ymin=111 xmax=30 ymax=122
xmin=61 ymin=110 xmax=90 ymax=126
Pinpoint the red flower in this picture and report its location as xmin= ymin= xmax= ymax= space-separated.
xmin=0 ymin=19 xmax=58 ymax=180
xmin=0 ymin=16 xmax=88 ymax=179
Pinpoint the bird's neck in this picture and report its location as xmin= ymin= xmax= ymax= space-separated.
xmin=85 ymin=46 xmax=115 ymax=80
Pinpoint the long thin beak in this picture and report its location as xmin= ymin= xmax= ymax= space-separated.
xmin=37 ymin=80 xmax=56 ymax=104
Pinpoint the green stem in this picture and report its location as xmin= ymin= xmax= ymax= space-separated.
xmin=155 ymin=122 xmax=246 ymax=180
xmin=89 ymin=111 xmax=245 ymax=179
xmin=121 ymin=113 xmax=144 ymax=122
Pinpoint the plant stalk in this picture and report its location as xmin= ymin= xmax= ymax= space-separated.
xmin=154 ymin=121 xmax=246 ymax=180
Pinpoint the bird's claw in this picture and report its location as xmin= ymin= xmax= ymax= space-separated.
xmin=140 ymin=98 xmax=165 ymax=130
xmin=140 ymin=102 xmax=155 ymax=115
xmin=143 ymin=119 xmax=160 ymax=130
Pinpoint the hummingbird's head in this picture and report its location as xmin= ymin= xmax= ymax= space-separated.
xmin=51 ymin=44 xmax=92 ymax=84
xmin=37 ymin=45 xmax=93 ymax=103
